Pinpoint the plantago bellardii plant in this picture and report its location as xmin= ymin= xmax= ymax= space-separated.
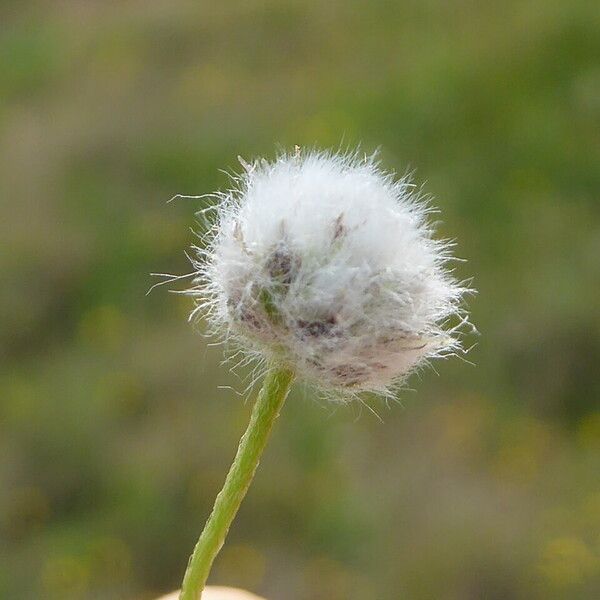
xmin=174 ymin=149 xmax=470 ymax=599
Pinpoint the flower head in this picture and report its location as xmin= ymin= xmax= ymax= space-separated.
xmin=188 ymin=150 xmax=470 ymax=397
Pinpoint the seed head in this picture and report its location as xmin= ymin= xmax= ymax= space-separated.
xmin=187 ymin=150 xmax=470 ymax=398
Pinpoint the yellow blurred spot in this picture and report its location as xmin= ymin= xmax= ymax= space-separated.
xmin=79 ymin=305 xmax=126 ymax=351
xmin=493 ymin=418 xmax=551 ymax=485
xmin=89 ymin=536 xmax=132 ymax=582
xmin=580 ymin=492 xmax=600 ymax=532
xmin=431 ymin=396 xmax=488 ymax=458
xmin=576 ymin=412 xmax=600 ymax=449
xmin=538 ymin=505 xmax=571 ymax=531
xmin=494 ymin=443 xmax=539 ymax=484
xmin=537 ymin=536 xmax=598 ymax=588
xmin=2 ymin=379 xmax=37 ymax=425
xmin=42 ymin=555 xmax=90 ymax=599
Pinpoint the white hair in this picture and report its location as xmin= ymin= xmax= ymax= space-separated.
xmin=186 ymin=149 xmax=471 ymax=399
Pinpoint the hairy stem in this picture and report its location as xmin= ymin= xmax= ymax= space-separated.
xmin=179 ymin=367 xmax=294 ymax=600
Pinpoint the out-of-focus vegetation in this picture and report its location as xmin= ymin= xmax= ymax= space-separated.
xmin=1 ymin=1 xmax=599 ymax=599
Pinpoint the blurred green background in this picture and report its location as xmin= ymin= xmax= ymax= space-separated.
xmin=1 ymin=1 xmax=599 ymax=599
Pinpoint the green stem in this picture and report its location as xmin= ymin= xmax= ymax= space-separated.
xmin=179 ymin=366 xmax=294 ymax=600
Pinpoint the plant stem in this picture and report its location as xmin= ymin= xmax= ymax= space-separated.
xmin=179 ymin=366 xmax=294 ymax=600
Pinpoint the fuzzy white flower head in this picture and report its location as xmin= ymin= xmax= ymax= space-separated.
xmin=189 ymin=150 xmax=469 ymax=397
